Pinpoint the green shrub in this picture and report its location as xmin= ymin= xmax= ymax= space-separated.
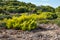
xmin=6 ymin=7 xmax=16 ymax=13
xmin=0 ymin=14 xmax=21 ymax=20
xmin=0 ymin=7 xmax=4 ymax=13
xmin=3 ymin=12 xmax=57 ymax=30
xmin=40 ymin=12 xmax=57 ymax=20
xmin=5 ymin=14 xmax=37 ymax=30
xmin=53 ymin=18 xmax=60 ymax=26
xmin=0 ymin=20 xmax=6 ymax=27
xmin=0 ymin=15 xmax=12 ymax=20
xmin=17 ymin=7 xmax=28 ymax=13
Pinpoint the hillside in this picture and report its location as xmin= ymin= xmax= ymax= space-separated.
xmin=0 ymin=1 xmax=59 ymax=14
xmin=0 ymin=0 xmax=60 ymax=40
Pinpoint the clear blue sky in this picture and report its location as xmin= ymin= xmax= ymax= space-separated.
xmin=18 ymin=0 xmax=60 ymax=8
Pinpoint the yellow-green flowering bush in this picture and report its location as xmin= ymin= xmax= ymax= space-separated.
xmin=5 ymin=14 xmax=37 ymax=30
xmin=4 ymin=12 xmax=57 ymax=30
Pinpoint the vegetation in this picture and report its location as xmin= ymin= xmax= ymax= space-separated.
xmin=0 ymin=0 xmax=60 ymax=30
xmin=0 ymin=1 xmax=58 ymax=14
xmin=2 ymin=12 xmax=57 ymax=30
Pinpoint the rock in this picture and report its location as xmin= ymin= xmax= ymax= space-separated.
xmin=7 ymin=38 xmax=16 ymax=40
xmin=0 ymin=25 xmax=60 ymax=40
xmin=37 ymin=23 xmax=59 ymax=30
xmin=2 ymin=34 xmax=10 ymax=38
xmin=0 ymin=34 xmax=3 ymax=38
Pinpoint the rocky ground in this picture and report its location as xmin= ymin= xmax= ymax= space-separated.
xmin=0 ymin=24 xmax=60 ymax=40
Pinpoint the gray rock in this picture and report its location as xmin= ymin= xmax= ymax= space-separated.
xmin=0 ymin=25 xmax=60 ymax=40
xmin=37 ymin=23 xmax=59 ymax=30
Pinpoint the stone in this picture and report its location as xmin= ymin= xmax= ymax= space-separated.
xmin=37 ymin=23 xmax=59 ymax=30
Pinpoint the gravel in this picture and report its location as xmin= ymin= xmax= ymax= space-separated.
xmin=0 ymin=24 xmax=60 ymax=40
xmin=0 ymin=29 xmax=60 ymax=40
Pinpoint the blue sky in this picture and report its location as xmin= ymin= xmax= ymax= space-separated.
xmin=18 ymin=0 xmax=60 ymax=8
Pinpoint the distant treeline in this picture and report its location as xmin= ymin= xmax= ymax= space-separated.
xmin=0 ymin=0 xmax=60 ymax=14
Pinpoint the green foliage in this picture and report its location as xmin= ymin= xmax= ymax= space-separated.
xmin=0 ymin=20 xmax=6 ymax=27
xmin=6 ymin=7 xmax=16 ymax=13
xmin=0 ymin=7 xmax=4 ymax=13
xmin=36 ymin=6 xmax=55 ymax=13
xmin=53 ymin=12 xmax=60 ymax=25
xmin=0 ymin=14 xmax=12 ymax=20
xmin=4 ymin=14 xmax=37 ymax=30
xmin=56 ymin=12 xmax=60 ymax=18
xmin=17 ymin=7 xmax=28 ymax=13
xmin=0 ymin=1 xmax=36 ymax=13
xmin=52 ymin=18 xmax=60 ymax=26
xmin=0 ymin=0 xmax=59 ymax=31
xmin=0 ymin=1 xmax=60 ymax=14
xmin=0 ymin=13 xmax=21 ymax=20
xmin=55 ymin=6 xmax=60 ymax=12
xmin=3 ymin=12 xmax=57 ymax=30
xmin=40 ymin=12 xmax=58 ymax=20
